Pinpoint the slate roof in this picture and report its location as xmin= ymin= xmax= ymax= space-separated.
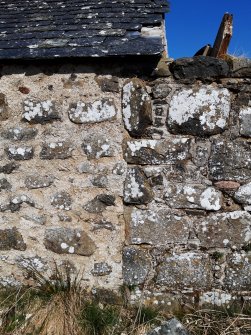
xmin=0 ymin=0 xmax=169 ymax=60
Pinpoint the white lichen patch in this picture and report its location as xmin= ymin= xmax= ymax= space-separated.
xmin=122 ymin=81 xmax=133 ymax=131
xmin=200 ymin=291 xmax=233 ymax=306
xmin=23 ymin=100 xmax=56 ymax=122
xmin=69 ymin=99 xmax=116 ymax=124
xmin=127 ymin=140 xmax=157 ymax=156
xmin=200 ymin=187 xmax=222 ymax=211
xmin=234 ymin=182 xmax=251 ymax=205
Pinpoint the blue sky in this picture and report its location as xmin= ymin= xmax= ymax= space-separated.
xmin=166 ymin=0 xmax=251 ymax=59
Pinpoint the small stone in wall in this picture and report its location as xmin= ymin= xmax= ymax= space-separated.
xmin=84 ymin=194 xmax=115 ymax=214
xmin=91 ymin=175 xmax=108 ymax=188
xmin=95 ymin=75 xmax=119 ymax=92
xmin=40 ymin=141 xmax=73 ymax=160
xmin=234 ymin=182 xmax=251 ymax=205
xmin=25 ymin=175 xmax=54 ymax=189
xmin=5 ymin=146 xmax=34 ymax=160
xmin=146 ymin=318 xmax=189 ymax=335
xmin=58 ymin=213 xmax=72 ymax=222
xmin=124 ymin=167 xmax=153 ymax=204
xmin=214 ymin=181 xmax=240 ymax=191
xmin=0 ymin=162 xmax=19 ymax=174
xmin=92 ymin=219 xmax=115 ymax=231
xmin=51 ymin=192 xmax=72 ymax=211
xmin=91 ymin=262 xmax=112 ymax=276
xmin=0 ymin=195 xmax=34 ymax=213
xmin=0 ymin=227 xmax=26 ymax=251
xmin=82 ymin=135 xmax=114 ymax=160
xmin=122 ymin=78 xmax=152 ymax=137
xmin=16 ymin=256 xmax=46 ymax=271
xmin=22 ymin=214 xmax=47 ymax=225
xmin=1 ymin=127 xmax=38 ymax=141
xmin=0 ymin=178 xmax=11 ymax=191
xmin=0 ymin=93 xmax=8 ymax=121
xmin=123 ymin=246 xmax=152 ymax=285
xmin=239 ymin=107 xmax=251 ymax=137
xmin=69 ymin=98 xmax=116 ymax=124
xmin=22 ymin=100 xmax=60 ymax=124
xmin=167 ymin=86 xmax=231 ymax=136
xmin=44 ymin=227 xmax=96 ymax=256
xmin=152 ymin=80 xmax=172 ymax=99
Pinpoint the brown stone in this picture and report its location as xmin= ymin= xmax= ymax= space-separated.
xmin=214 ymin=181 xmax=240 ymax=190
xmin=0 ymin=93 xmax=8 ymax=121
xmin=0 ymin=228 xmax=26 ymax=251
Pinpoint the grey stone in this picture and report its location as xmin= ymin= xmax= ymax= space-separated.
xmin=239 ymin=107 xmax=251 ymax=137
xmin=152 ymin=81 xmax=172 ymax=99
xmin=58 ymin=213 xmax=72 ymax=222
xmin=230 ymin=57 xmax=251 ymax=77
xmin=92 ymin=219 xmax=115 ymax=231
xmin=40 ymin=141 xmax=73 ymax=159
xmin=170 ymin=56 xmax=229 ymax=79
xmin=1 ymin=127 xmax=38 ymax=141
xmin=5 ymin=146 xmax=34 ymax=160
xmin=125 ymin=207 xmax=190 ymax=246
xmin=147 ymin=318 xmax=189 ymax=335
xmin=156 ymin=252 xmax=213 ymax=290
xmin=44 ymin=227 xmax=96 ymax=256
xmin=16 ymin=255 xmax=46 ymax=271
xmin=0 ymin=178 xmax=11 ymax=191
xmin=0 ymin=228 xmax=26 ymax=251
xmin=95 ymin=76 xmax=119 ymax=92
xmin=0 ymin=93 xmax=8 ymax=121
xmin=84 ymin=194 xmax=115 ymax=214
xmin=91 ymin=262 xmax=112 ymax=276
xmin=0 ymin=162 xmax=19 ymax=174
xmin=124 ymin=138 xmax=191 ymax=165
xmin=91 ymin=175 xmax=108 ymax=188
xmin=164 ymin=184 xmax=222 ymax=211
xmin=209 ymin=139 xmax=251 ymax=181
xmin=123 ymin=246 xmax=152 ymax=285
xmin=22 ymin=214 xmax=46 ymax=225
xmin=69 ymin=98 xmax=116 ymax=124
xmin=22 ymin=100 xmax=60 ymax=124
xmin=124 ymin=167 xmax=153 ymax=204
xmin=167 ymin=86 xmax=231 ymax=136
xmin=195 ymin=211 xmax=251 ymax=249
xmin=122 ymin=78 xmax=152 ymax=137
xmin=82 ymin=135 xmax=114 ymax=160
xmin=234 ymin=182 xmax=251 ymax=205
xmin=0 ymin=195 xmax=35 ymax=213
xmin=25 ymin=175 xmax=54 ymax=189
xmin=51 ymin=192 xmax=72 ymax=211
xmin=112 ymin=162 xmax=127 ymax=175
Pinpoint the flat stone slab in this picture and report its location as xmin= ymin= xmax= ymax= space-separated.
xmin=22 ymin=100 xmax=60 ymax=124
xmin=239 ymin=107 xmax=251 ymax=137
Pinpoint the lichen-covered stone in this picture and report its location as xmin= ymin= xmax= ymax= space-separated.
xmin=69 ymin=98 xmax=116 ymax=124
xmin=124 ymin=138 xmax=191 ymax=165
xmin=0 ymin=228 xmax=26 ymax=251
xmin=234 ymin=182 xmax=251 ymax=205
xmin=123 ymin=246 xmax=152 ymax=285
xmin=5 ymin=146 xmax=34 ymax=160
xmin=125 ymin=207 xmax=190 ymax=246
xmin=209 ymin=140 xmax=251 ymax=181
xmin=40 ymin=141 xmax=73 ymax=159
xmin=122 ymin=78 xmax=152 ymax=137
xmin=91 ymin=219 xmax=115 ymax=231
xmin=170 ymin=56 xmax=229 ymax=79
xmin=82 ymin=135 xmax=114 ymax=160
xmin=167 ymin=86 xmax=231 ymax=136
xmin=16 ymin=256 xmax=46 ymax=271
xmin=0 ymin=195 xmax=35 ymax=213
xmin=147 ymin=318 xmax=189 ymax=335
xmin=0 ymin=162 xmax=19 ymax=174
xmin=230 ymin=57 xmax=251 ymax=77
xmin=91 ymin=175 xmax=108 ymax=188
xmin=156 ymin=252 xmax=213 ymax=290
xmin=0 ymin=93 xmax=8 ymax=121
xmin=164 ymin=184 xmax=222 ymax=211
xmin=25 ymin=175 xmax=54 ymax=189
xmin=0 ymin=178 xmax=11 ymax=191
xmin=239 ymin=107 xmax=251 ymax=137
xmin=84 ymin=194 xmax=115 ymax=213
xmin=22 ymin=100 xmax=60 ymax=124
xmin=51 ymin=191 xmax=72 ymax=211
xmin=124 ymin=167 xmax=153 ymax=204
xmin=44 ymin=227 xmax=96 ymax=256
xmin=152 ymin=80 xmax=172 ymax=99
xmin=95 ymin=76 xmax=119 ymax=92
xmin=196 ymin=211 xmax=251 ymax=249
xmin=1 ymin=127 xmax=38 ymax=141
xmin=22 ymin=214 xmax=46 ymax=225
xmin=224 ymin=252 xmax=251 ymax=290
xmin=91 ymin=262 xmax=112 ymax=276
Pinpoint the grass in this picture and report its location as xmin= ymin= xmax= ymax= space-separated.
xmin=0 ymin=265 xmax=250 ymax=335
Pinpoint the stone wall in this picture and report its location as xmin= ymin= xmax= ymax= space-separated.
xmin=0 ymin=56 xmax=251 ymax=308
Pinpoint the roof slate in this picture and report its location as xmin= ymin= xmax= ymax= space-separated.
xmin=0 ymin=0 xmax=169 ymax=60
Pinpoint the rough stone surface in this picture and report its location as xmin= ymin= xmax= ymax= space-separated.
xmin=167 ymin=86 xmax=231 ymax=136
xmin=123 ymin=246 xmax=152 ymax=285
xmin=214 ymin=181 xmax=240 ymax=191
xmin=146 ymin=318 xmax=189 ymax=335
xmin=209 ymin=140 xmax=251 ymax=181
xmin=239 ymin=107 xmax=251 ymax=137
xmin=0 ymin=162 xmax=19 ymax=174
xmin=124 ymin=138 xmax=191 ymax=165
xmin=25 ymin=175 xmax=54 ymax=189
xmin=124 ymin=167 xmax=153 ymax=204
xmin=40 ymin=141 xmax=73 ymax=159
xmin=122 ymin=78 xmax=152 ymax=137
xmin=195 ymin=211 xmax=251 ymax=249
xmin=230 ymin=58 xmax=251 ymax=77
xmin=91 ymin=262 xmax=112 ymax=276
xmin=82 ymin=135 xmax=114 ymax=160
xmin=95 ymin=76 xmax=119 ymax=92
xmin=0 ymin=195 xmax=35 ymax=213
xmin=22 ymin=100 xmax=60 ymax=123
xmin=1 ymin=127 xmax=38 ymax=141
xmin=224 ymin=252 xmax=251 ymax=290
xmin=0 ymin=93 xmax=8 ymax=121
xmin=170 ymin=56 xmax=229 ymax=79
xmin=44 ymin=228 xmax=96 ymax=256
xmin=84 ymin=194 xmax=115 ymax=214
xmin=69 ymin=98 xmax=116 ymax=124
xmin=51 ymin=192 xmax=72 ymax=211
xmin=0 ymin=228 xmax=26 ymax=251
xmin=234 ymin=182 xmax=251 ymax=205
xmin=5 ymin=146 xmax=34 ymax=160
xmin=0 ymin=178 xmax=12 ymax=191
xmin=125 ymin=207 xmax=190 ymax=246
xmin=156 ymin=252 xmax=213 ymax=289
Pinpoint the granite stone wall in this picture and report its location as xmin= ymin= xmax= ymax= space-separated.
xmin=0 ymin=56 xmax=250 ymax=308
